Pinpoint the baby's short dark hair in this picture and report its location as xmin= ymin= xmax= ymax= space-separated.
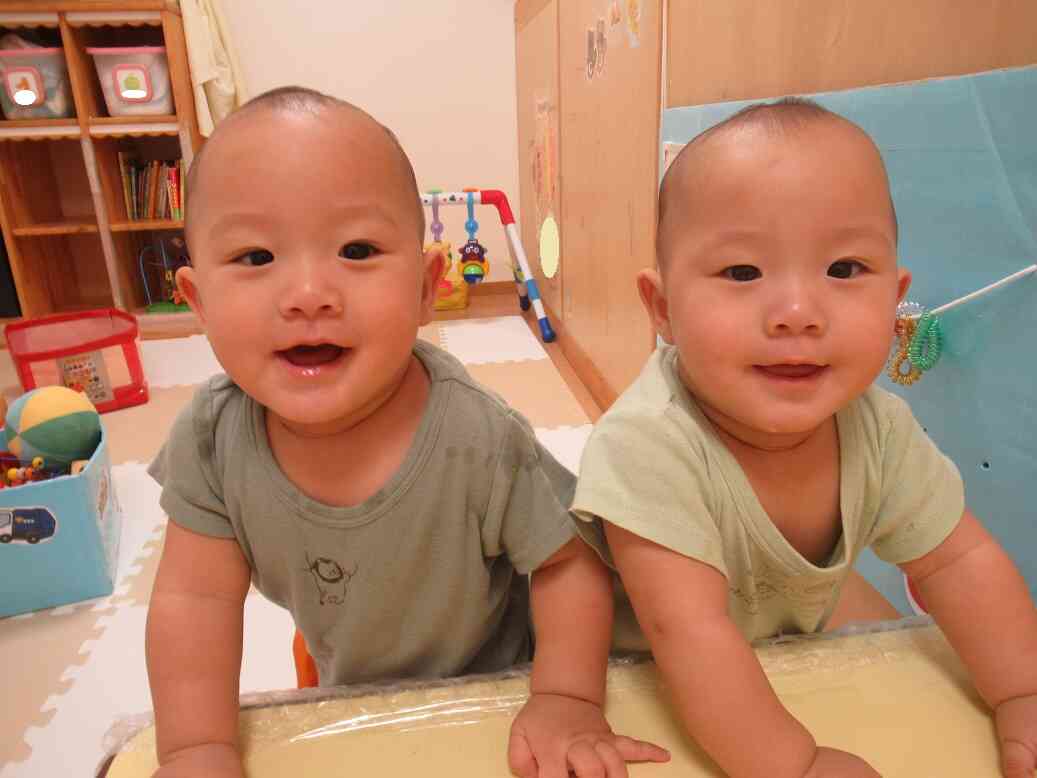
xmin=656 ymin=97 xmax=898 ymax=270
xmin=184 ymin=86 xmax=425 ymax=244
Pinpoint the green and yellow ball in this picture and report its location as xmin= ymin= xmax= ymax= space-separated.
xmin=4 ymin=386 xmax=101 ymax=466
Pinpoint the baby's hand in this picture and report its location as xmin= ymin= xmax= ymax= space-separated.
xmin=996 ymin=695 xmax=1037 ymax=777
xmin=803 ymin=746 xmax=881 ymax=777
xmin=508 ymin=692 xmax=669 ymax=778
xmin=151 ymin=743 xmax=244 ymax=778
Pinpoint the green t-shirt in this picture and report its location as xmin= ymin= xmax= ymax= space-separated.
xmin=573 ymin=345 xmax=964 ymax=646
xmin=149 ymin=341 xmax=577 ymax=685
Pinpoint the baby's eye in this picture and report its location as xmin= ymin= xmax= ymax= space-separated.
xmin=828 ymin=259 xmax=864 ymax=279
xmin=235 ymin=249 xmax=274 ymax=267
xmin=723 ymin=265 xmax=761 ymax=282
xmin=339 ymin=242 xmax=376 ymax=261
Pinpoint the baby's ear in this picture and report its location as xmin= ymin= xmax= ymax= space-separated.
xmin=175 ymin=266 xmax=206 ymax=326
xmin=418 ymin=247 xmax=446 ymax=324
xmin=637 ymin=268 xmax=673 ymax=344
xmin=896 ymin=266 xmax=913 ymax=305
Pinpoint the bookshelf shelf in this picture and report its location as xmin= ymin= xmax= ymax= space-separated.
xmin=134 ymin=306 xmax=197 ymax=338
xmin=89 ymin=122 xmax=179 ymax=138
xmin=90 ymin=115 xmax=177 ymax=125
xmin=109 ymin=218 xmax=182 ymax=232
xmin=0 ymin=12 xmax=60 ymax=26
xmin=0 ymin=118 xmax=81 ymax=129
xmin=12 ymin=221 xmax=98 ymax=236
xmin=0 ymin=123 xmax=82 ymax=140
xmin=65 ymin=11 xmax=162 ymax=27
xmin=0 ymin=0 xmax=200 ymax=321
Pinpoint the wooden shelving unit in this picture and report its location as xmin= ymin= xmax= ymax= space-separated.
xmin=0 ymin=1 xmax=201 ymax=337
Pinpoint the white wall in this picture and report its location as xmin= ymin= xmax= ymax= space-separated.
xmin=220 ymin=0 xmax=520 ymax=283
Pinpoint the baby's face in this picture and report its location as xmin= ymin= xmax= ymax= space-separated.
xmin=649 ymin=120 xmax=909 ymax=446
xmin=177 ymin=108 xmax=440 ymax=436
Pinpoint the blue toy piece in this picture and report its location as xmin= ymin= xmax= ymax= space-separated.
xmin=460 ymin=192 xmax=490 ymax=284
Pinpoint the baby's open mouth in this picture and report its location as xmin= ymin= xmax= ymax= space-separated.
xmin=278 ymin=344 xmax=345 ymax=367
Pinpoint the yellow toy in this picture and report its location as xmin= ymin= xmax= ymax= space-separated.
xmin=428 ymin=240 xmax=468 ymax=311
xmin=425 ymin=191 xmax=469 ymax=311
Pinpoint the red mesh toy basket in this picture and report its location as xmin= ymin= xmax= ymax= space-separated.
xmin=4 ymin=309 xmax=148 ymax=414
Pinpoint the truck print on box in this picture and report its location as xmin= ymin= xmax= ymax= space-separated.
xmin=0 ymin=506 xmax=56 ymax=544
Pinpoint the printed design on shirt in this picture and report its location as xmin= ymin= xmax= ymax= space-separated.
xmin=734 ymin=560 xmax=840 ymax=627
xmin=729 ymin=580 xmax=778 ymax=615
xmin=305 ymin=553 xmax=358 ymax=606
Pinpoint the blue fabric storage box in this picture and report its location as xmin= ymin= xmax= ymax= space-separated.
xmin=0 ymin=427 xmax=120 ymax=617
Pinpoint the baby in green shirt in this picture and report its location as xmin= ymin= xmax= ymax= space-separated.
xmin=146 ymin=86 xmax=667 ymax=778
xmin=574 ymin=98 xmax=1037 ymax=777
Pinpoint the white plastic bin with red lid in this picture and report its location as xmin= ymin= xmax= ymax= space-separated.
xmin=0 ymin=46 xmax=74 ymax=120
xmin=87 ymin=45 xmax=174 ymax=116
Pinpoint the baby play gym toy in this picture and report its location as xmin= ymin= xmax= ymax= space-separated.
xmin=421 ymin=189 xmax=556 ymax=343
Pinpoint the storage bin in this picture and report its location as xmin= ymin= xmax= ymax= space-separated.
xmin=0 ymin=425 xmax=120 ymax=617
xmin=87 ymin=45 xmax=174 ymax=116
xmin=4 ymin=309 xmax=149 ymax=414
xmin=0 ymin=47 xmax=74 ymax=120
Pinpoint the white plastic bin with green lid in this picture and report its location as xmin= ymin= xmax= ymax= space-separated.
xmin=87 ymin=45 xmax=173 ymax=116
xmin=0 ymin=46 xmax=74 ymax=120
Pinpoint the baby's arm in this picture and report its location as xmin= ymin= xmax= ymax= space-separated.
xmin=508 ymin=536 xmax=669 ymax=778
xmin=901 ymin=508 xmax=1037 ymax=777
xmin=145 ymin=520 xmax=251 ymax=778
xmin=528 ymin=537 xmax=612 ymax=705
xmin=606 ymin=523 xmax=879 ymax=778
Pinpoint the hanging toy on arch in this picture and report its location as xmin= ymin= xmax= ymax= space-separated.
xmin=885 ymin=263 xmax=1037 ymax=387
xmin=888 ymin=301 xmax=942 ymax=386
xmin=425 ymin=189 xmax=466 ymax=311
xmin=459 ymin=189 xmax=490 ymax=285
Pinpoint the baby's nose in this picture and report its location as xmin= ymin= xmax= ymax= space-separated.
xmin=279 ymin=262 xmax=344 ymax=318
xmin=765 ymin=285 xmax=826 ymax=336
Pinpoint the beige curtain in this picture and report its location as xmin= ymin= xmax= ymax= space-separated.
xmin=180 ymin=0 xmax=248 ymax=136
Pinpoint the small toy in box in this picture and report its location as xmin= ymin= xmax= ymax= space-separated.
xmin=0 ymin=387 xmax=121 ymax=617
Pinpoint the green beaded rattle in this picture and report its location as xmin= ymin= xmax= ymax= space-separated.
xmin=907 ymin=311 xmax=943 ymax=372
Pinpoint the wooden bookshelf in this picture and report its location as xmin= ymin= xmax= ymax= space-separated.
xmin=109 ymin=218 xmax=182 ymax=232
xmin=0 ymin=0 xmax=199 ymax=326
xmin=12 ymin=221 xmax=98 ymax=236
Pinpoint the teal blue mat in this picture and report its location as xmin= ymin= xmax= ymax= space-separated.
xmin=662 ymin=66 xmax=1037 ymax=612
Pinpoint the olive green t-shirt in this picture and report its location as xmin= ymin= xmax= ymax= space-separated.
xmin=149 ymin=341 xmax=577 ymax=686
xmin=573 ymin=345 xmax=964 ymax=647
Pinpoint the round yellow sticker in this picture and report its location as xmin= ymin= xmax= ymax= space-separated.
xmin=539 ymin=216 xmax=560 ymax=279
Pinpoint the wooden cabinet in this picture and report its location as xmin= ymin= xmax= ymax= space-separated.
xmin=0 ymin=1 xmax=200 ymax=336
xmin=515 ymin=0 xmax=663 ymax=409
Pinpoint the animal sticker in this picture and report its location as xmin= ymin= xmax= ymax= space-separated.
xmin=305 ymin=553 xmax=358 ymax=606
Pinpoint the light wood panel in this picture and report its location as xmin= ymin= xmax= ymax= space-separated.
xmin=515 ymin=0 xmax=562 ymax=320
xmin=667 ymin=0 xmax=1037 ymax=107
xmin=558 ymin=0 xmax=662 ymax=402
xmin=515 ymin=0 xmax=552 ymax=31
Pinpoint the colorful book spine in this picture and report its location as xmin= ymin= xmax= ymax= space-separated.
xmin=117 ymin=154 xmax=185 ymax=221
xmin=157 ymin=166 xmax=168 ymax=220
xmin=177 ymin=159 xmax=185 ymax=219
xmin=170 ymin=162 xmax=181 ymax=221
xmin=146 ymin=159 xmax=160 ymax=220
xmin=117 ymin=151 xmax=134 ymax=221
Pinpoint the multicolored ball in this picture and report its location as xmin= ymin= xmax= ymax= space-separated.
xmin=4 ymin=386 xmax=101 ymax=466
